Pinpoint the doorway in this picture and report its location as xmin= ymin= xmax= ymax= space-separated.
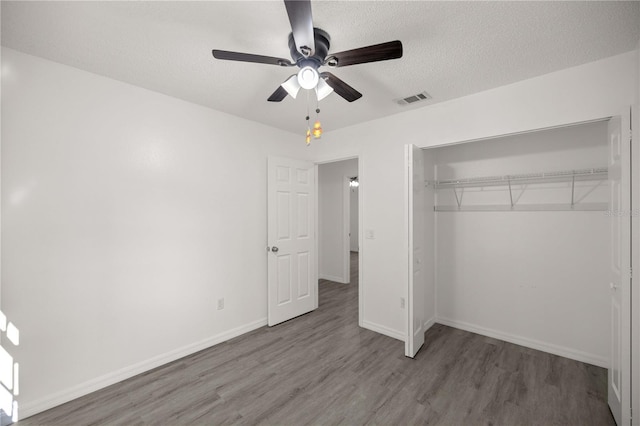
xmin=317 ymin=158 xmax=360 ymax=320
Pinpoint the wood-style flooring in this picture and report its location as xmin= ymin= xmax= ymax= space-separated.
xmin=21 ymin=252 xmax=614 ymax=425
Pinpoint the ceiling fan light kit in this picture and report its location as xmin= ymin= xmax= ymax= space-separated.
xmin=212 ymin=0 xmax=403 ymax=144
xmin=297 ymin=66 xmax=319 ymax=89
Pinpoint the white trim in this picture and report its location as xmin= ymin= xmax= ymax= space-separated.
xmin=314 ymin=154 xmax=359 ymax=165
xmin=21 ymin=318 xmax=267 ymax=419
xmin=357 ymin=157 xmax=364 ymax=328
xmin=433 ymin=197 xmax=439 ymax=321
xmin=423 ymin=317 xmax=436 ymax=331
xmin=313 ymin=164 xmax=319 ymax=310
xmin=343 ymin=175 xmax=351 ymax=283
xmin=318 ymin=273 xmax=349 ymax=284
xmin=632 ymin=97 xmax=640 ymax=426
xmin=403 ymin=144 xmax=412 ymax=356
xmin=435 ymin=317 xmax=607 ymax=368
xmin=362 ymin=320 xmax=405 ymax=342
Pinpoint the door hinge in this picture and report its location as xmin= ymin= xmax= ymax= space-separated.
xmin=631 ymin=267 xmax=633 ymax=279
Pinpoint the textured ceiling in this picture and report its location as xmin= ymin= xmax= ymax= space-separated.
xmin=2 ymin=1 xmax=639 ymax=135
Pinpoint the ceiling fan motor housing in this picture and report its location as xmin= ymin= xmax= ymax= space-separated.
xmin=289 ymin=28 xmax=330 ymax=69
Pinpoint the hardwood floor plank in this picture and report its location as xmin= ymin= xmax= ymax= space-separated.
xmin=20 ymin=252 xmax=614 ymax=425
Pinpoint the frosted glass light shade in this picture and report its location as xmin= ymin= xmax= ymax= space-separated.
xmin=281 ymin=75 xmax=301 ymax=99
xmin=315 ymin=78 xmax=333 ymax=101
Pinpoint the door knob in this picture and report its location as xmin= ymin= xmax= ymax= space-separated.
xmin=271 ymin=246 xmax=279 ymax=253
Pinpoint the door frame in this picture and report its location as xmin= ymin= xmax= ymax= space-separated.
xmin=607 ymin=112 xmax=632 ymax=424
xmin=342 ymin=175 xmax=351 ymax=283
xmin=315 ymin=155 xmax=363 ymax=327
xmin=632 ymin=103 xmax=640 ymax=426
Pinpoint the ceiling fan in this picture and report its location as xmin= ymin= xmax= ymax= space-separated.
xmin=212 ymin=0 xmax=403 ymax=103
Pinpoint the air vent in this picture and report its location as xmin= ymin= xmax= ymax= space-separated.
xmin=396 ymin=91 xmax=432 ymax=106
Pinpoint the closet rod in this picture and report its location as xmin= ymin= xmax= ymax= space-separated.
xmin=429 ymin=167 xmax=608 ymax=189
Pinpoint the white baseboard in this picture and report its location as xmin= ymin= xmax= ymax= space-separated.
xmin=436 ymin=317 xmax=608 ymax=368
xmin=361 ymin=318 xmax=434 ymax=344
xmin=362 ymin=320 xmax=404 ymax=342
xmin=424 ymin=317 xmax=436 ymax=331
xmin=21 ymin=317 xmax=268 ymax=419
xmin=319 ymin=273 xmax=349 ymax=284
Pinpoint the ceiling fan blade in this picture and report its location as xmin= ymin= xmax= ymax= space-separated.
xmin=283 ymin=0 xmax=315 ymax=56
xmin=268 ymin=85 xmax=289 ymax=102
xmin=320 ymin=72 xmax=362 ymax=102
xmin=212 ymin=50 xmax=294 ymax=67
xmin=327 ymin=40 xmax=403 ymax=67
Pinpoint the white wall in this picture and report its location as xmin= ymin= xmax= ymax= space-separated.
xmin=431 ymin=122 xmax=610 ymax=366
xmin=318 ymin=159 xmax=357 ymax=283
xmin=310 ymin=50 xmax=638 ymax=341
xmin=632 ymin=39 xmax=640 ymax=426
xmin=2 ymin=45 xmax=638 ymax=419
xmin=349 ymin=185 xmax=359 ymax=252
xmin=1 ymin=48 xmax=308 ymax=417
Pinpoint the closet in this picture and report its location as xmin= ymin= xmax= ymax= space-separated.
xmin=424 ymin=120 xmax=611 ymax=367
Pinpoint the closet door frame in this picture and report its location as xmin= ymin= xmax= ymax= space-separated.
xmin=607 ymin=111 xmax=632 ymax=425
xmin=405 ymin=116 xmax=638 ymax=423
xmin=631 ymin=104 xmax=640 ymax=426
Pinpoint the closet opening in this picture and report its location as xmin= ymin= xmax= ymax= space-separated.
xmin=425 ymin=120 xmax=610 ymax=366
xmin=408 ymin=116 xmax=633 ymax=424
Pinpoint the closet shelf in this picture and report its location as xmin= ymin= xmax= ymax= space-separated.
xmin=429 ymin=166 xmax=609 ymax=212
xmin=429 ymin=167 xmax=608 ymax=189
xmin=434 ymin=203 xmax=608 ymax=212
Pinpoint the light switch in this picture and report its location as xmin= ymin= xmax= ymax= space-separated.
xmin=365 ymin=229 xmax=375 ymax=239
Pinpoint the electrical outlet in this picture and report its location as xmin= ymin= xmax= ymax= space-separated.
xmin=400 ymin=297 xmax=405 ymax=309
xmin=217 ymin=298 xmax=225 ymax=310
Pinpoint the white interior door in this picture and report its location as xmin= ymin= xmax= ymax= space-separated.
xmin=267 ymin=156 xmax=317 ymax=326
xmin=608 ymin=112 xmax=631 ymax=425
xmin=405 ymin=144 xmax=425 ymax=357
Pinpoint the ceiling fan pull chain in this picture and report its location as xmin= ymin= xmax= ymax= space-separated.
xmin=313 ymin=104 xmax=322 ymax=140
